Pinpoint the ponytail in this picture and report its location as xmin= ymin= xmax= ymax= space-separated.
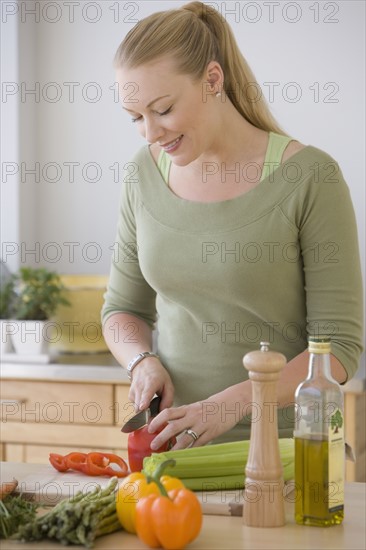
xmin=114 ymin=1 xmax=286 ymax=134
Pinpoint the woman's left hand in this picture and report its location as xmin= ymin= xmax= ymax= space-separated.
xmin=147 ymin=381 xmax=252 ymax=450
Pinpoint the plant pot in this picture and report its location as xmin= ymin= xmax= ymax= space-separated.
xmin=10 ymin=320 xmax=50 ymax=356
xmin=0 ymin=319 xmax=14 ymax=355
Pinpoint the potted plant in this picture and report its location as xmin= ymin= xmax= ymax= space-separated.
xmin=11 ymin=267 xmax=70 ymax=356
xmin=0 ymin=276 xmax=16 ymax=354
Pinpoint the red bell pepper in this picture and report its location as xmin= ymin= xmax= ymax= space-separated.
xmin=128 ymin=421 xmax=176 ymax=472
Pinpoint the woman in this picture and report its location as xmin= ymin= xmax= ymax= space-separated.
xmin=102 ymin=2 xmax=363 ymax=450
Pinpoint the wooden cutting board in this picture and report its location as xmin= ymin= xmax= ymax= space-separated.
xmin=0 ymin=461 xmax=248 ymax=516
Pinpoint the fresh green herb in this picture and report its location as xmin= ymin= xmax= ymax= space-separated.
xmin=0 ymin=495 xmax=38 ymax=539
xmin=13 ymin=476 xmax=122 ymax=548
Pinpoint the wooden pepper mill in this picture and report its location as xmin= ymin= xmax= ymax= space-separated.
xmin=242 ymin=341 xmax=286 ymax=527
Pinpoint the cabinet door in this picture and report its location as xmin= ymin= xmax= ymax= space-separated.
xmin=1 ymin=421 xmax=128 ymax=450
xmin=4 ymin=443 xmax=128 ymax=464
xmin=114 ymin=385 xmax=134 ymax=426
xmin=1 ymin=380 xmax=114 ymax=425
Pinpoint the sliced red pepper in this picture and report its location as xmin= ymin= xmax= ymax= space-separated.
xmin=49 ymin=453 xmax=69 ymax=472
xmin=49 ymin=451 xmax=129 ymax=477
xmin=49 ymin=452 xmax=129 ymax=477
xmin=64 ymin=452 xmax=88 ymax=473
xmin=86 ymin=452 xmax=129 ymax=478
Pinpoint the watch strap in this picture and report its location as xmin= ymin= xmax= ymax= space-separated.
xmin=126 ymin=352 xmax=160 ymax=380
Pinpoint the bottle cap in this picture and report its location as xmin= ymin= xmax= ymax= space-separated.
xmin=308 ymin=336 xmax=331 ymax=354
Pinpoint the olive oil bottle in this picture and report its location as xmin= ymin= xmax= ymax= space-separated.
xmin=294 ymin=336 xmax=344 ymax=526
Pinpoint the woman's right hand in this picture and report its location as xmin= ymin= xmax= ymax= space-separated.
xmin=102 ymin=313 xmax=174 ymax=414
xmin=128 ymin=356 xmax=175 ymax=413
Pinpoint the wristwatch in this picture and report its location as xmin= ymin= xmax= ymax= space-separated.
xmin=126 ymin=351 xmax=160 ymax=380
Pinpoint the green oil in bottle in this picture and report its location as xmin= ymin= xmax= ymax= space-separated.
xmin=295 ymin=437 xmax=344 ymax=526
xmin=294 ymin=336 xmax=345 ymax=527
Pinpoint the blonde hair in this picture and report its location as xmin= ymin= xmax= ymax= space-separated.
xmin=114 ymin=1 xmax=285 ymax=134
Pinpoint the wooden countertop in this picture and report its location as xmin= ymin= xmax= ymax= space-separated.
xmin=0 ymin=484 xmax=365 ymax=549
xmin=0 ymin=461 xmax=364 ymax=550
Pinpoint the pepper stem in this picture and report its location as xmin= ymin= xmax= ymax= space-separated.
xmin=147 ymin=459 xmax=176 ymax=498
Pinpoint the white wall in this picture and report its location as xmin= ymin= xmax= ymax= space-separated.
xmin=1 ymin=3 xmax=20 ymax=275
xmin=1 ymin=1 xmax=364 ymax=368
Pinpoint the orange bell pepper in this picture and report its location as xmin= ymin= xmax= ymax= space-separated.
xmin=116 ymin=460 xmax=185 ymax=534
xmin=135 ymin=488 xmax=203 ymax=550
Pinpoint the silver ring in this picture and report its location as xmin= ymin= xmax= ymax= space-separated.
xmin=185 ymin=429 xmax=199 ymax=441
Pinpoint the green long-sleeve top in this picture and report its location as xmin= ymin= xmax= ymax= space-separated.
xmin=102 ymin=140 xmax=364 ymax=443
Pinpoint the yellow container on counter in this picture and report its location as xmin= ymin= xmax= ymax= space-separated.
xmin=51 ymin=275 xmax=109 ymax=353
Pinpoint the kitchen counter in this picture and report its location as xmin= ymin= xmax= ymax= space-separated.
xmin=0 ymin=354 xmax=364 ymax=481
xmin=0 ymin=352 xmax=129 ymax=384
xmin=0 ymin=480 xmax=364 ymax=550
xmin=1 ymin=352 xmax=364 ymax=389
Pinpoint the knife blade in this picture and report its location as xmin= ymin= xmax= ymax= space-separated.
xmin=121 ymin=395 xmax=161 ymax=433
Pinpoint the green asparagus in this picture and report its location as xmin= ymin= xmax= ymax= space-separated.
xmin=13 ymin=477 xmax=122 ymax=548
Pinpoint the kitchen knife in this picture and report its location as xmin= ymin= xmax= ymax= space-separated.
xmin=121 ymin=395 xmax=161 ymax=433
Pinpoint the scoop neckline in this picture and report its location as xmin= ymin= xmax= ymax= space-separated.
xmin=146 ymin=142 xmax=311 ymax=207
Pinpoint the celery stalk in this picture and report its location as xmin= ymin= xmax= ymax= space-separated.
xmin=143 ymin=438 xmax=294 ymax=490
xmin=150 ymin=439 xmax=252 ymax=460
xmin=144 ymin=452 xmax=249 ymax=478
xmin=182 ymin=458 xmax=294 ymax=491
